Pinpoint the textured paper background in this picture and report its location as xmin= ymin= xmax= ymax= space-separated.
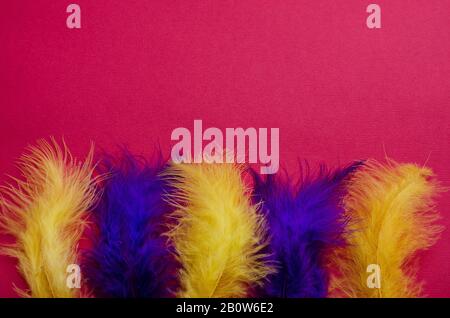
xmin=0 ymin=1 xmax=449 ymax=297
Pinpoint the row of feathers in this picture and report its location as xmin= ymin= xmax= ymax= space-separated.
xmin=0 ymin=139 xmax=444 ymax=298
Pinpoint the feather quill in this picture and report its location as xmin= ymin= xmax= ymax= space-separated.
xmin=0 ymin=139 xmax=97 ymax=298
xmin=83 ymin=151 xmax=177 ymax=297
xmin=252 ymin=162 xmax=362 ymax=298
xmin=164 ymin=162 xmax=273 ymax=298
xmin=330 ymin=160 xmax=443 ymax=297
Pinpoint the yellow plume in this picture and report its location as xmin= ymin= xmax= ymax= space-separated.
xmin=330 ymin=160 xmax=443 ymax=298
xmin=0 ymin=139 xmax=98 ymax=298
xmin=164 ymin=162 xmax=273 ymax=298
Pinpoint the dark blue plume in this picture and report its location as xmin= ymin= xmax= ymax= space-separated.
xmin=252 ymin=161 xmax=363 ymax=298
xmin=84 ymin=151 xmax=177 ymax=297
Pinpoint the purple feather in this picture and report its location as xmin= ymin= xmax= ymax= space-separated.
xmin=83 ymin=151 xmax=177 ymax=298
xmin=252 ymin=161 xmax=363 ymax=298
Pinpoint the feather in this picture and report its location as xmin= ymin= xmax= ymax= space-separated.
xmin=83 ymin=151 xmax=177 ymax=298
xmin=0 ymin=139 xmax=97 ymax=298
xmin=252 ymin=162 xmax=363 ymax=298
xmin=329 ymin=159 xmax=443 ymax=297
xmin=163 ymin=162 xmax=273 ymax=298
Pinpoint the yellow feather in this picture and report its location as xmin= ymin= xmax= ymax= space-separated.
xmin=330 ymin=159 xmax=443 ymax=298
xmin=164 ymin=162 xmax=273 ymax=298
xmin=0 ymin=139 xmax=98 ymax=298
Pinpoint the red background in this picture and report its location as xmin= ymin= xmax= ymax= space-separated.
xmin=0 ymin=1 xmax=449 ymax=297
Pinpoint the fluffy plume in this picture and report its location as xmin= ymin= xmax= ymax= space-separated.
xmin=252 ymin=162 xmax=363 ymax=298
xmin=164 ymin=162 xmax=273 ymax=298
xmin=83 ymin=151 xmax=177 ymax=297
xmin=0 ymin=139 xmax=97 ymax=298
xmin=330 ymin=160 xmax=443 ymax=297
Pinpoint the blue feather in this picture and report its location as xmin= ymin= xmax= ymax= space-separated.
xmin=83 ymin=151 xmax=177 ymax=297
xmin=252 ymin=161 xmax=363 ymax=297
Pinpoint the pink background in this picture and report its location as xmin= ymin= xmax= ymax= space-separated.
xmin=0 ymin=1 xmax=449 ymax=297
